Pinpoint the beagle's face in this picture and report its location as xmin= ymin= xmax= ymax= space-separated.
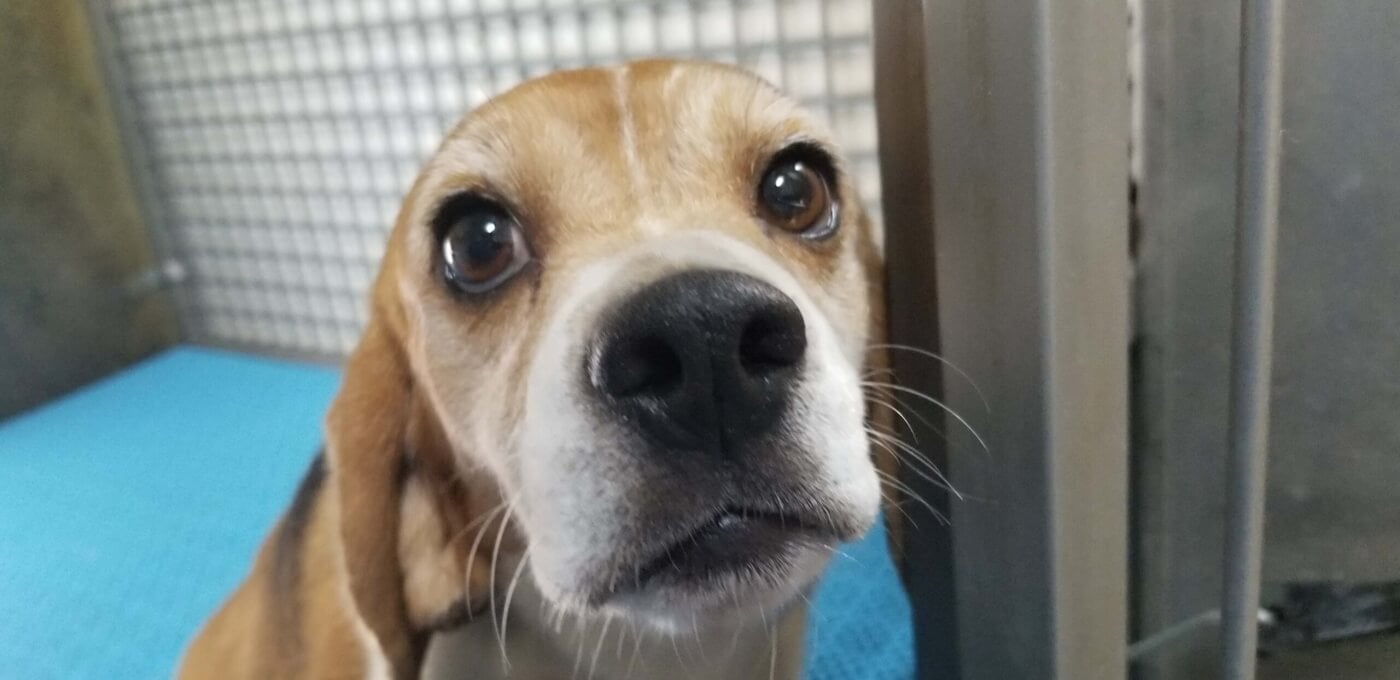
xmin=391 ymin=60 xmax=880 ymax=628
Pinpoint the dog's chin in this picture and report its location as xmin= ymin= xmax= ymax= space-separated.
xmin=601 ymin=542 xmax=833 ymax=632
xmin=539 ymin=506 xmax=858 ymax=633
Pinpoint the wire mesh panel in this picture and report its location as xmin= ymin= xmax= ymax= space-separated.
xmin=91 ymin=0 xmax=882 ymax=357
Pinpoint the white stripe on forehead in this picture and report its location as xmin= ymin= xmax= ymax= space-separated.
xmin=614 ymin=64 xmax=658 ymax=238
xmin=612 ymin=64 xmax=649 ymax=226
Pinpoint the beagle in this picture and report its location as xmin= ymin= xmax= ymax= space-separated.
xmin=178 ymin=59 xmax=895 ymax=680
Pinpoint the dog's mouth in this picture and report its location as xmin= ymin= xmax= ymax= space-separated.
xmin=608 ymin=506 xmax=840 ymax=602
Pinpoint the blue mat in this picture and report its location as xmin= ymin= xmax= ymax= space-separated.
xmin=0 ymin=347 xmax=911 ymax=679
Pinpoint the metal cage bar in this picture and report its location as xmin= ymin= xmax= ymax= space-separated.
xmin=1220 ymin=0 xmax=1285 ymax=677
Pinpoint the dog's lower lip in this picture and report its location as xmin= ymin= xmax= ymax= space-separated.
xmin=627 ymin=508 xmax=831 ymax=592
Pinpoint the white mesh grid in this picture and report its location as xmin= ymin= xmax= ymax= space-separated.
xmin=97 ymin=0 xmax=881 ymax=357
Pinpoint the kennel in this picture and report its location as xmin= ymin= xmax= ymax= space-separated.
xmin=2 ymin=0 xmax=1397 ymax=678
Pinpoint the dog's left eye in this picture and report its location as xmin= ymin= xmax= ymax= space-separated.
xmin=439 ymin=203 xmax=530 ymax=293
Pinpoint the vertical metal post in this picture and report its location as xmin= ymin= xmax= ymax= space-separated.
xmin=872 ymin=2 xmax=960 ymax=678
xmin=920 ymin=1 xmax=1131 ymax=678
xmin=1221 ymin=0 xmax=1285 ymax=677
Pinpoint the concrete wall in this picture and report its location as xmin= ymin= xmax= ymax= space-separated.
xmin=0 ymin=1 xmax=176 ymax=419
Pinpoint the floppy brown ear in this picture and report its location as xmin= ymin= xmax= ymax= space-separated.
xmin=397 ymin=387 xmax=508 ymax=631
xmin=325 ymin=316 xmax=425 ymax=678
xmin=326 ymin=309 xmax=509 ymax=678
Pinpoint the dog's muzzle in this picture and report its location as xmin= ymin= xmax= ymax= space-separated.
xmin=588 ymin=269 xmax=806 ymax=457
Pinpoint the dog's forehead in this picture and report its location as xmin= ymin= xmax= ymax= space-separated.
xmin=407 ymin=61 xmax=830 ymax=244
xmin=448 ymin=60 xmax=818 ymax=169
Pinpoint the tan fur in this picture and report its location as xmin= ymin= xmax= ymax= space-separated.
xmin=180 ymin=59 xmax=893 ymax=680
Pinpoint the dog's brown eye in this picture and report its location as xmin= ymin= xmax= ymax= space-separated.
xmin=758 ymin=159 xmax=836 ymax=238
xmin=440 ymin=205 xmax=529 ymax=293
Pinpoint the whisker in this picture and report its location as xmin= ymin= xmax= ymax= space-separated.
xmin=446 ymin=501 xmax=507 ymax=550
xmin=879 ymin=461 xmax=957 ymax=509
xmin=867 ymin=434 xmax=933 ymax=497
xmin=866 ymin=428 xmax=964 ymax=500
xmin=861 ymin=367 xmax=897 ymax=380
xmin=873 ymin=461 xmax=952 ymax=514
xmin=886 ymin=474 xmax=959 ymax=521
xmin=728 ymin=608 xmax=746 ymax=655
xmin=691 ymin=612 xmax=708 ymax=664
xmin=867 ymin=343 xmax=991 ymax=413
xmin=625 ymin=624 xmax=645 ymax=679
xmin=874 ymin=467 xmax=938 ymax=508
xmin=813 ymin=542 xmax=863 ymax=566
xmin=571 ymin=616 xmax=587 ymax=680
xmin=874 ymin=468 xmax=950 ymax=525
xmin=868 ymin=388 xmax=950 ymax=442
xmin=865 ymin=395 xmax=918 ymax=444
xmin=866 ymin=425 xmax=956 ymax=488
xmin=462 ymin=504 xmax=508 ymax=606
xmin=497 ymin=547 xmax=531 ymax=665
xmin=668 ymin=629 xmax=685 ymax=669
xmin=796 ymin=588 xmax=816 ymax=615
xmin=616 ymin=614 xmax=627 ymax=660
xmin=767 ymin=611 xmax=778 ymax=680
xmin=489 ymin=504 xmax=516 ymax=662
xmin=877 ymin=487 xmax=921 ymax=531
xmin=874 ymin=465 xmax=939 ymax=507
xmin=588 ymin=615 xmax=612 ymax=680
xmin=862 ymin=381 xmax=990 ymax=453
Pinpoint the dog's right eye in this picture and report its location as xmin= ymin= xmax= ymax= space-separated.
xmin=438 ymin=201 xmax=531 ymax=294
xmin=756 ymin=145 xmax=840 ymax=240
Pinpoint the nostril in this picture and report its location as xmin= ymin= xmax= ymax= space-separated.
xmin=738 ymin=304 xmax=807 ymax=375
xmin=598 ymin=334 xmax=684 ymax=398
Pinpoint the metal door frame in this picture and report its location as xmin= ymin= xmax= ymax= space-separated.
xmin=877 ymin=1 xmax=1131 ymax=678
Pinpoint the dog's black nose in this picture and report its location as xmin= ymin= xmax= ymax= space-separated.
xmin=592 ymin=269 xmax=807 ymax=455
